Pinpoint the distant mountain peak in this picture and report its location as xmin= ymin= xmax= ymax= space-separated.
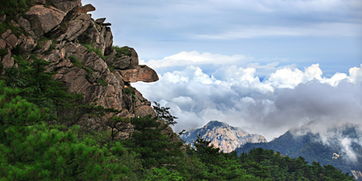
xmin=181 ymin=120 xmax=266 ymax=153
xmin=205 ymin=120 xmax=229 ymax=128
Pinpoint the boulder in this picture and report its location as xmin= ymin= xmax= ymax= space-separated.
xmin=119 ymin=65 xmax=159 ymax=83
xmin=35 ymin=39 xmax=52 ymax=53
xmin=1 ymin=30 xmax=11 ymax=39
xmin=49 ymin=0 xmax=81 ymax=13
xmin=104 ymin=28 xmax=113 ymax=55
xmin=5 ymin=34 xmax=18 ymax=48
xmin=1 ymin=30 xmax=18 ymax=48
xmin=77 ymin=21 xmax=113 ymax=55
xmin=0 ymin=39 xmax=6 ymax=49
xmin=1 ymin=50 xmax=14 ymax=68
xmin=134 ymin=105 xmax=156 ymax=117
xmin=18 ymin=35 xmax=36 ymax=52
xmin=17 ymin=17 xmax=35 ymax=37
xmin=95 ymin=18 xmax=106 ymax=24
xmin=76 ymin=4 xmax=96 ymax=14
xmin=110 ymin=47 xmax=138 ymax=69
xmin=25 ymin=5 xmax=66 ymax=36
xmin=102 ymin=23 xmax=111 ymax=26
xmin=54 ymin=13 xmax=92 ymax=41
xmin=128 ymin=47 xmax=139 ymax=67
xmin=111 ymin=56 xmax=131 ymax=69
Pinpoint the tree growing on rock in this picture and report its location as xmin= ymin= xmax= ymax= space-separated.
xmin=153 ymin=102 xmax=177 ymax=126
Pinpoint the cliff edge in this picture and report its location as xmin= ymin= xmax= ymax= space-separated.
xmin=0 ymin=0 xmax=159 ymax=138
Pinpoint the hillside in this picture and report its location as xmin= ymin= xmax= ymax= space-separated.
xmin=0 ymin=0 xmax=355 ymax=180
xmin=237 ymin=127 xmax=362 ymax=180
xmin=181 ymin=120 xmax=266 ymax=153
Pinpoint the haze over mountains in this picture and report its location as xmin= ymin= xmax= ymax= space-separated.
xmin=238 ymin=125 xmax=362 ymax=180
xmin=182 ymin=121 xmax=362 ymax=180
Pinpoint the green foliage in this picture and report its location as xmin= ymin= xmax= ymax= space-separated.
xmin=0 ymin=81 xmax=41 ymax=128
xmin=145 ymin=168 xmax=185 ymax=181
xmin=83 ymin=44 xmax=106 ymax=59
xmin=123 ymin=86 xmax=135 ymax=95
xmin=126 ymin=116 xmax=184 ymax=169
xmin=0 ymin=22 xmax=24 ymax=36
xmin=0 ymin=123 xmax=141 ymax=180
xmin=123 ymin=86 xmax=136 ymax=101
xmin=113 ymin=46 xmax=132 ymax=57
xmin=105 ymin=117 xmax=131 ymax=141
xmin=0 ymin=0 xmax=32 ymax=19
xmin=0 ymin=48 xmax=7 ymax=58
xmin=68 ymin=55 xmax=94 ymax=73
xmin=239 ymin=148 xmax=353 ymax=181
xmin=188 ymin=137 xmax=261 ymax=181
xmin=3 ymin=55 xmax=83 ymax=123
xmin=153 ymin=102 xmax=177 ymax=126
xmin=97 ymin=78 xmax=108 ymax=86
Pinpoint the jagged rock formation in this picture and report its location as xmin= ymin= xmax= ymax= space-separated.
xmin=181 ymin=121 xmax=267 ymax=153
xmin=0 ymin=0 xmax=159 ymax=138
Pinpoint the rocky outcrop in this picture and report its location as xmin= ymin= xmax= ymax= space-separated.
xmin=181 ymin=121 xmax=267 ymax=153
xmin=0 ymin=0 xmax=159 ymax=139
xmin=0 ymin=30 xmax=17 ymax=69
xmin=120 ymin=65 xmax=159 ymax=83
xmin=25 ymin=5 xmax=66 ymax=36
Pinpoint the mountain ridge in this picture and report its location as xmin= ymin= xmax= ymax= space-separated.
xmin=237 ymin=126 xmax=362 ymax=180
xmin=181 ymin=120 xmax=267 ymax=153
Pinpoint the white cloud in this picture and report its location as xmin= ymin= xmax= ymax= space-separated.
xmin=134 ymin=51 xmax=362 ymax=140
xmin=142 ymin=51 xmax=250 ymax=68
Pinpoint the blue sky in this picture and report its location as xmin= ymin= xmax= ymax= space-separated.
xmin=85 ymin=0 xmax=361 ymax=75
xmin=84 ymin=0 xmax=362 ymax=141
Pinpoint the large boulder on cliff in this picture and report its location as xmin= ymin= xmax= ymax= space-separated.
xmin=106 ymin=46 xmax=139 ymax=69
xmin=50 ymin=4 xmax=95 ymax=41
xmin=120 ymin=65 xmax=159 ymax=83
xmin=24 ymin=5 xmax=66 ymax=36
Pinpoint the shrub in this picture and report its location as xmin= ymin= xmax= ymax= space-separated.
xmin=83 ymin=44 xmax=106 ymax=60
xmin=0 ymin=0 xmax=32 ymax=19
xmin=113 ymin=46 xmax=132 ymax=57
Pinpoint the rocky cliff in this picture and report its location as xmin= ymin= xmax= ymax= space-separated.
xmin=0 ymin=0 xmax=159 ymax=138
xmin=181 ymin=121 xmax=267 ymax=153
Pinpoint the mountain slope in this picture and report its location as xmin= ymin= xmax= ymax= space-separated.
xmin=181 ymin=120 xmax=266 ymax=153
xmin=237 ymin=126 xmax=362 ymax=180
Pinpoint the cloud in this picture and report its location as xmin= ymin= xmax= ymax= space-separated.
xmin=141 ymin=51 xmax=250 ymax=68
xmin=134 ymin=51 xmax=362 ymax=141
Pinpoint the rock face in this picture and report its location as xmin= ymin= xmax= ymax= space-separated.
xmin=181 ymin=121 xmax=267 ymax=153
xmin=25 ymin=5 xmax=66 ymax=36
xmin=0 ymin=0 xmax=159 ymax=139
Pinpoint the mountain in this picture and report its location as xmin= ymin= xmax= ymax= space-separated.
xmin=237 ymin=126 xmax=362 ymax=180
xmin=181 ymin=120 xmax=267 ymax=153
